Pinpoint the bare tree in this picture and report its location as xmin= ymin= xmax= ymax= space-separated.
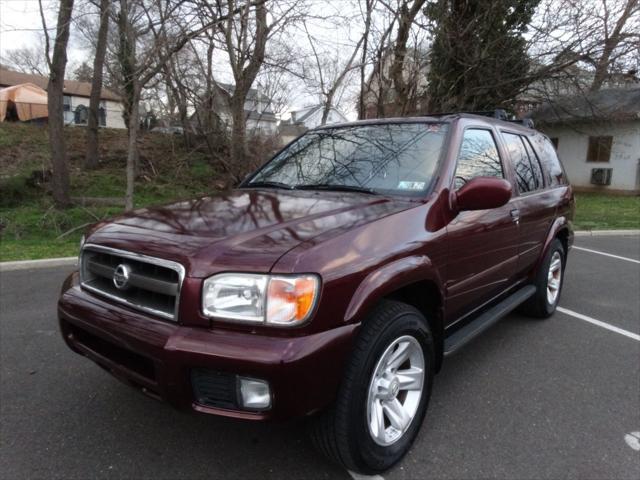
xmin=85 ymin=0 xmax=111 ymax=169
xmin=388 ymin=0 xmax=427 ymax=115
xmin=210 ymin=0 xmax=269 ymax=175
xmin=587 ymin=0 xmax=639 ymax=91
xmin=44 ymin=0 xmax=75 ymax=208
xmin=358 ymin=0 xmax=376 ymax=119
xmin=301 ymin=19 xmax=364 ymax=125
xmin=3 ymin=46 xmax=50 ymax=76
xmin=115 ymin=0 xmax=269 ymax=210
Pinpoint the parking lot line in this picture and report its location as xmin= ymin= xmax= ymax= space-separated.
xmin=557 ymin=307 xmax=640 ymax=341
xmin=349 ymin=471 xmax=384 ymax=480
xmin=572 ymin=246 xmax=640 ymax=264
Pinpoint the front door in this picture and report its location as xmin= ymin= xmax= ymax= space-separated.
xmin=445 ymin=128 xmax=520 ymax=325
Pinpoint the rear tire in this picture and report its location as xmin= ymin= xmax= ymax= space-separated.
xmin=520 ymin=239 xmax=565 ymax=318
xmin=310 ymin=300 xmax=434 ymax=474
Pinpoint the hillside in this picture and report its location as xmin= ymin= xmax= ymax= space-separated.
xmin=0 ymin=122 xmax=223 ymax=260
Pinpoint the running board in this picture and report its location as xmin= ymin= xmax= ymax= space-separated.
xmin=443 ymin=285 xmax=536 ymax=356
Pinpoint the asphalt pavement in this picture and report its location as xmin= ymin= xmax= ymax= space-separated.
xmin=1 ymin=234 xmax=638 ymax=480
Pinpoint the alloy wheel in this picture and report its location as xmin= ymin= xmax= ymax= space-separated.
xmin=366 ymin=335 xmax=425 ymax=446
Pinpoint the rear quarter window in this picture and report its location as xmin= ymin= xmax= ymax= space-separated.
xmin=531 ymin=134 xmax=568 ymax=187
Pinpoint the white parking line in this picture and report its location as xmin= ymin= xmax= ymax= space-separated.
xmin=349 ymin=471 xmax=384 ymax=480
xmin=572 ymin=246 xmax=640 ymax=264
xmin=557 ymin=307 xmax=640 ymax=342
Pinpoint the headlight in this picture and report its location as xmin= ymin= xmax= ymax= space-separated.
xmin=202 ymin=273 xmax=319 ymax=326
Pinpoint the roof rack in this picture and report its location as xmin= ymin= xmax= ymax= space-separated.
xmin=425 ymin=109 xmax=535 ymax=129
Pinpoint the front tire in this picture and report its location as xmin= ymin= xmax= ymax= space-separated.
xmin=311 ymin=300 xmax=434 ymax=474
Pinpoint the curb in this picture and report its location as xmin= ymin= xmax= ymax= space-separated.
xmin=574 ymin=229 xmax=640 ymax=237
xmin=0 ymin=257 xmax=77 ymax=272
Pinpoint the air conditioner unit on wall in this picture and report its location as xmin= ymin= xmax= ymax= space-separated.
xmin=591 ymin=168 xmax=613 ymax=186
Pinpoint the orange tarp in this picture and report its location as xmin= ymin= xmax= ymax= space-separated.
xmin=0 ymin=83 xmax=48 ymax=121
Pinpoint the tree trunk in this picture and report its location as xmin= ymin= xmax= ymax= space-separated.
xmin=321 ymin=91 xmax=335 ymax=125
xmin=47 ymin=0 xmax=75 ymax=208
xmin=85 ymin=0 xmax=110 ymax=169
xmin=229 ymin=96 xmax=247 ymax=178
xmin=389 ymin=0 xmax=427 ymax=116
xmin=124 ymin=92 xmax=139 ymax=211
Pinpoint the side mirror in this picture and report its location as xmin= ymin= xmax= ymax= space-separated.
xmin=454 ymin=177 xmax=512 ymax=211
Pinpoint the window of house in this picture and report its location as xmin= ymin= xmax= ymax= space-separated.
xmin=454 ymin=129 xmax=504 ymax=189
xmin=587 ymin=136 xmax=612 ymax=162
xmin=74 ymin=104 xmax=88 ymax=124
xmin=63 ymin=95 xmax=72 ymax=112
xmin=503 ymin=132 xmax=538 ymax=193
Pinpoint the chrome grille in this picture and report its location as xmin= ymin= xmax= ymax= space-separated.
xmin=79 ymin=245 xmax=185 ymax=321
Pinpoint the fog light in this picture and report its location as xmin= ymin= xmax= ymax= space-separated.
xmin=238 ymin=377 xmax=271 ymax=410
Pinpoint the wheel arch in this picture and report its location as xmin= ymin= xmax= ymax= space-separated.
xmin=344 ymin=256 xmax=445 ymax=372
xmin=535 ymin=216 xmax=572 ymax=274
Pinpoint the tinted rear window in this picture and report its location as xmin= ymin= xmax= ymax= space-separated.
xmin=531 ymin=135 xmax=567 ymax=187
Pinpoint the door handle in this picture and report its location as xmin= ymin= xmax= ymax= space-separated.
xmin=510 ymin=209 xmax=520 ymax=224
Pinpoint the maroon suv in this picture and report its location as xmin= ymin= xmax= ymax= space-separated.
xmin=58 ymin=113 xmax=574 ymax=474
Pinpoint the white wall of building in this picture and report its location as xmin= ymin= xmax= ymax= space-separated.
xmin=540 ymin=120 xmax=640 ymax=192
xmin=63 ymin=95 xmax=126 ymax=129
xmin=247 ymin=117 xmax=277 ymax=135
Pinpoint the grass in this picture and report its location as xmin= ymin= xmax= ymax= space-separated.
xmin=573 ymin=193 xmax=640 ymax=230
xmin=0 ymin=122 xmax=223 ymax=261
xmin=0 ymin=167 xmax=218 ymax=261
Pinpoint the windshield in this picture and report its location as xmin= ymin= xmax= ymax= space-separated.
xmin=246 ymin=123 xmax=449 ymax=196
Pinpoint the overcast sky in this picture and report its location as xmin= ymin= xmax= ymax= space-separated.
xmin=1 ymin=0 xmax=89 ymax=67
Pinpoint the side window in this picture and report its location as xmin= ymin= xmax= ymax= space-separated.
xmin=522 ymin=136 xmax=545 ymax=189
xmin=454 ymin=129 xmax=503 ymax=189
xmin=503 ymin=132 xmax=536 ymax=193
xmin=532 ymin=135 xmax=566 ymax=187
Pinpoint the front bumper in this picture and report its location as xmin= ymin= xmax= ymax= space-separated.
xmin=58 ymin=272 xmax=357 ymax=421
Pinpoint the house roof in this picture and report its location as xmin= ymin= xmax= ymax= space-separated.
xmin=0 ymin=66 xmax=121 ymax=102
xmin=290 ymin=105 xmax=348 ymax=125
xmin=530 ymin=87 xmax=640 ymax=125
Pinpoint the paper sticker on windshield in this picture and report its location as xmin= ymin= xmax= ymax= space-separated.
xmin=397 ymin=181 xmax=425 ymax=190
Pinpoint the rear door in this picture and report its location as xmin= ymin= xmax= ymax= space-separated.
xmin=501 ymin=131 xmax=557 ymax=276
xmin=445 ymin=127 xmax=520 ymax=324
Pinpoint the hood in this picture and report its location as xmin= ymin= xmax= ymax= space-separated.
xmin=86 ymin=189 xmax=416 ymax=277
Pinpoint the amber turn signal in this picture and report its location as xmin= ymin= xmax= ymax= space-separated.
xmin=266 ymin=275 xmax=319 ymax=325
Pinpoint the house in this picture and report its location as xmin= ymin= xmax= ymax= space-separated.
xmin=530 ymin=87 xmax=640 ymax=193
xmin=277 ymin=105 xmax=348 ymax=145
xmin=0 ymin=66 xmax=125 ymax=129
xmin=190 ymin=83 xmax=278 ymax=136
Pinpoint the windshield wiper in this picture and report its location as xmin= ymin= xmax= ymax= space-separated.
xmin=242 ymin=181 xmax=294 ymax=190
xmin=294 ymin=184 xmax=378 ymax=195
